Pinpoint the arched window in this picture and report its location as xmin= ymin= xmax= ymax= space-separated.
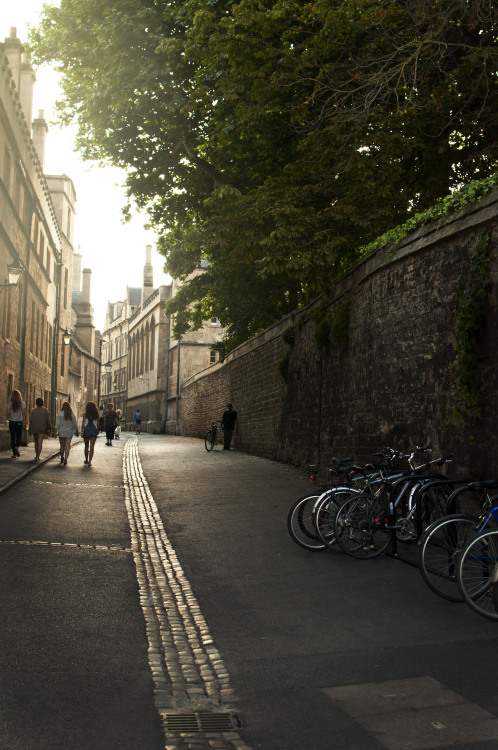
xmin=139 ymin=327 xmax=145 ymax=375
xmin=144 ymin=321 xmax=150 ymax=373
xmin=150 ymin=316 xmax=155 ymax=371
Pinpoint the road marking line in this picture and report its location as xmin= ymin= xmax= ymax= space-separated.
xmin=0 ymin=540 xmax=131 ymax=552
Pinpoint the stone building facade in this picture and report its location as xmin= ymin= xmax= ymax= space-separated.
xmin=101 ymin=284 xmax=142 ymax=417
xmin=103 ymin=246 xmax=224 ymax=433
xmin=0 ymin=28 xmax=75 ymax=447
xmin=70 ymin=261 xmax=100 ymax=421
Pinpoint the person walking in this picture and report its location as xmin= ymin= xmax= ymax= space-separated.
xmin=115 ymin=409 xmax=122 ymax=439
xmin=6 ymin=389 xmax=26 ymax=458
xmin=134 ymin=409 xmax=142 ymax=435
xmin=82 ymin=401 xmax=99 ymax=467
xmin=55 ymin=401 xmax=79 ymax=465
xmin=221 ymin=403 xmax=237 ymax=451
xmin=28 ymin=397 xmax=52 ymax=461
xmin=99 ymin=404 xmax=105 ymax=433
xmin=104 ymin=403 xmax=117 ymax=446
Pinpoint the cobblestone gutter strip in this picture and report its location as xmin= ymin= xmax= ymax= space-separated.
xmin=123 ymin=437 xmax=252 ymax=750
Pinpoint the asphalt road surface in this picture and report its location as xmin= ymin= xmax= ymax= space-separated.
xmin=0 ymin=433 xmax=498 ymax=750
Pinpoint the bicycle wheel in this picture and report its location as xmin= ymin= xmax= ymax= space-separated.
xmin=204 ymin=429 xmax=216 ymax=451
xmin=333 ymin=493 xmax=391 ymax=559
xmin=418 ymin=514 xmax=479 ymax=602
xmin=395 ymin=482 xmax=453 ymax=544
xmin=314 ymin=487 xmax=361 ymax=553
xmin=287 ymin=494 xmax=325 ymax=551
xmin=418 ymin=483 xmax=455 ymax=525
xmin=456 ymin=529 xmax=498 ymax=621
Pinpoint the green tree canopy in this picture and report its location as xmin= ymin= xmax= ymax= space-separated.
xmin=29 ymin=0 xmax=498 ymax=354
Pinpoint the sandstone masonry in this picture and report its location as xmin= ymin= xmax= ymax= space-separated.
xmin=180 ymin=189 xmax=498 ymax=479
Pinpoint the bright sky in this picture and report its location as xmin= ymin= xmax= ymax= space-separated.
xmin=6 ymin=2 xmax=172 ymax=331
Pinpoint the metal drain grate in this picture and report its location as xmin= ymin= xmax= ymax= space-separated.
xmin=163 ymin=712 xmax=243 ymax=732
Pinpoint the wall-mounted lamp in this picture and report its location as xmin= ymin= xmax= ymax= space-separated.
xmin=0 ymin=260 xmax=24 ymax=288
xmin=63 ymin=329 xmax=71 ymax=346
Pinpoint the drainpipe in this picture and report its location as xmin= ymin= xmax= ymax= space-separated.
xmin=316 ymin=356 xmax=323 ymax=466
xmin=51 ymin=256 xmax=62 ymax=426
xmin=19 ymin=201 xmax=33 ymax=396
xmin=175 ymin=339 xmax=181 ymax=435
xmin=163 ymin=314 xmax=170 ymax=430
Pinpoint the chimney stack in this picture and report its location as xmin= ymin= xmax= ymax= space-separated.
xmin=142 ymin=244 xmax=154 ymax=305
xmin=4 ymin=28 xmax=21 ymax=91
xmin=75 ymin=268 xmax=95 ymax=354
xmin=19 ymin=52 xmax=36 ymax=131
xmin=82 ymin=268 xmax=92 ymax=304
xmin=32 ymin=110 xmax=48 ymax=171
xmin=72 ymin=247 xmax=82 ymax=292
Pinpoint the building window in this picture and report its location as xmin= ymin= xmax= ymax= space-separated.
xmin=3 ymin=147 xmax=12 ymax=192
xmin=210 ymin=317 xmax=219 ymax=326
xmin=61 ymin=334 xmax=65 ymax=376
xmin=64 ymin=268 xmax=68 ymax=309
xmin=40 ymin=319 xmax=45 ymax=362
xmin=30 ymin=301 xmax=35 ymax=352
xmin=210 ymin=349 xmax=217 ymax=365
xmin=35 ymin=309 xmax=40 ymax=358
xmin=33 ymin=216 xmax=39 ymax=252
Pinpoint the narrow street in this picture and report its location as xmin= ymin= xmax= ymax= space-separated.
xmin=0 ymin=434 xmax=498 ymax=750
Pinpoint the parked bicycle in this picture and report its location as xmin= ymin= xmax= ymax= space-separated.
xmin=328 ymin=452 xmax=453 ymax=559
xmin=457 ymin=527 xmax=498 ymax=621
xmin=287 ymin=457 xmax=356 ymax=551
xmin=418 ymin=480 xmax=498 ymax=605
xmin=288 ymin=447 xmax=423 ymax=552
xmin=204 ymin=420 xmax=222 ymax=451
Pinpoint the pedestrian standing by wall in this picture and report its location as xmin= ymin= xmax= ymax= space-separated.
xmin=104 ymin=403 xmax=117 ymax=446
xmin=28 ymin=397 xmax=52 ymax=461
xmin=56 ymin=401 xmax=79 ymax=465
xmin=99 ymin=404 xmax=105 ymax=433
xmin=221 ymin=403 xmax=237 ymax=451
xmin=134 ymin=409 xmax=142 ymax=435
xmin=82 ymin=401 xmax=99 ymax=467
xmin=6 ymin=389 xmax=26 ymax=458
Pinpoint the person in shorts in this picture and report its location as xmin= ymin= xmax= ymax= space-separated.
xmin=28 ymin=397 xmax=52 ymax=461
xmin=82 ymin=401 xmax=99 ymax=467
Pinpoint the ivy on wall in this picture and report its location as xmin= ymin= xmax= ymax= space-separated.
xmin=361 ymin=174 xmax=498 ymax=258
xmin=447 ymin=232 xmax=492 ymax=431
xmin=312 ymin=300 xmax=350 ymax=349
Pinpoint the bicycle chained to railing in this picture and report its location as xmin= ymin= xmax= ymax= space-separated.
xmin=204 ymin=420 xmax=222 ymax=451
xmin=324 ymin=450 xmax=454 ymax=559
xmin=287 ymin=446 xmax=430 ymax=551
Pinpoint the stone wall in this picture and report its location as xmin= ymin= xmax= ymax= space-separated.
xmin=180 ymin=190 xmax=498 ymax=478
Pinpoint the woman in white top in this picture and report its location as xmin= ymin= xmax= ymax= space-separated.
xmin=55 ymin=401 xmax=79 ymax=465
xmin=82 ymin=401 xmax=99 ymax=467
xmin=6 ymin=389 xmax=26 ymax=457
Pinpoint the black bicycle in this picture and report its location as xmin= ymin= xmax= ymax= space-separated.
xmin=205 ymin=420 xmax=221 ymax=451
